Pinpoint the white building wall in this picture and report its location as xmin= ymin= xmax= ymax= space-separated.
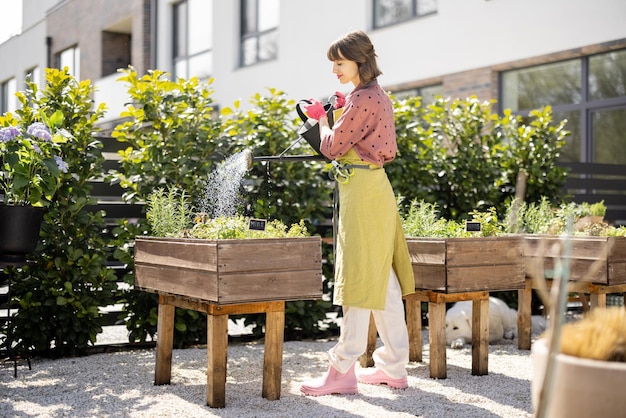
xmin=0 ymin=0 xmax=59 ymax=98
xmin=150 ymin=0 xmax=626 ymax=109
xmin=3 ymin=0 xmax=626 ymax=117
xmin=0 ymin=22 xmax=48 ymax=95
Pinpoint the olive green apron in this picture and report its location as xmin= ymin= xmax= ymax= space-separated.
xmin=332 ymin=149 xmax=415 ymax=310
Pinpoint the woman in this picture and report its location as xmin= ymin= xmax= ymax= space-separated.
xmin=300 ymin=30 xmax=415 ymax=396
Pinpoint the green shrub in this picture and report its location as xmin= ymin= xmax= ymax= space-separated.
xmin=390 ymin=96 xmax=568 ymax=222
xmin=8 ymin=68 xmax=115 ymax=357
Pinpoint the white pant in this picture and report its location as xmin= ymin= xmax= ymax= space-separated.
xmin=327 ymin=269 xmax=409 ymax=379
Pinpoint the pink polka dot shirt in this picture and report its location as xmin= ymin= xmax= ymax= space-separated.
xmin=320 ymin=81 xmax=397 ymax=166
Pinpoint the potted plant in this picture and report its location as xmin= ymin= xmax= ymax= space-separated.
xmin=571 ymin=200 xmax=607 ymax=231
xmin=0 ymin=112 xmax=69 ymax=258
xmin=531 ymin=289 xmax=626 ymax=417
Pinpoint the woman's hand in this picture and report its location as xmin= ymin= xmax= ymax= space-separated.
xmin=304 ymin=99 xmax=326 ymax=120
xmin=334 ymin=91 xmax=346 ymax=108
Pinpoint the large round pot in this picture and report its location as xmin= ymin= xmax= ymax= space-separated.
xmin=0 ymin=205 xmax=45 ymax=258
xmin=532 ymin=337 xmax=626 ymax=418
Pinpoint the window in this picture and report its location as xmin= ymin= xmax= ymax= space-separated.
xmin=393 ymin=84 xmax=443 ymax=105
xmin=25 ymin=67 xmax=40 ymax=89
xmin=1 ymin=78 xmax=17 ymax=114
xmin=373 ymin=0 xmax=437 ymax=29
xmin=58 ymin=46 xmax=80 ymax=80
xmin=240 ymin=0 xmax=279 ymax=67
xmin=174 ymin=0 xmax=213 ymax=80
xmin=500 ymin=49 xmax=626 ymax=165
xmin=102 ymin=31 xmax=131 ymax=77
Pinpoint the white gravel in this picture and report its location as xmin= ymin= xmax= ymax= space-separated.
xmin=0 ymin=326 xmax=537 ymax=418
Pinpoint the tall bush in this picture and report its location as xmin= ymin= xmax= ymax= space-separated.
xmin=8 ymin=68 xmax=115 ymax=357
xmin=389 ymin=96 xmax=567 ymax=220
xmin=498 ymin=106 xmax=568 ymax=206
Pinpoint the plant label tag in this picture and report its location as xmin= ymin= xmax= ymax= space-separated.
xmin=249 ymin=218 xmax=267 ymax=231
xmin=465 ymin=221 xmax=482 ymax=233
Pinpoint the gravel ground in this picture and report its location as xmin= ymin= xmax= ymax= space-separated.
xmin=0 ymin=326 xmax=537 ymax=418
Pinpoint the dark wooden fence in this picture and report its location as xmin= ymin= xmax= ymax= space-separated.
xmin=559 ymin=162 xmax=626 ymax=226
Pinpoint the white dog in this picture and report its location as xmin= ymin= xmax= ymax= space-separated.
xmin=445 ymin=297 xmax=519 ymax=349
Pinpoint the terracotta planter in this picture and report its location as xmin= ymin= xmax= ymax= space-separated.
xmin=134 ymin=236 xmax=323 ymax=304
xmin=524 ymin=235 xmax=626 ymax=285
xmin=532 ymin=338 xmax=626 ymax=417
xmin=406 ymin=236 xmax=525 ymax=292
xmin=0 ymin=205 xmax=45 ymax=260
xmin=575 ymin=215 xmax=604 ymax=231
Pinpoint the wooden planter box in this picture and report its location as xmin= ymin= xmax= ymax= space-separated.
xmin=523 ymin=235 xmax=626 ymax=285
xmin=406 ymin=236 xmax=525 ymax=293
xmin=134 ymin=236 xmax=323 ymax=304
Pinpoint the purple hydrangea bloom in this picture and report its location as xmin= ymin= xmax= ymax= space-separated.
xmin=33 ymin=144 xmax=42 ymax=154
xmin=27 ymin=122 xmax=52 ymax=141
xmin=54 ymin=155 xmax=69 ymax=173
xmin=0 ymin=126 xmax=20 ymax=142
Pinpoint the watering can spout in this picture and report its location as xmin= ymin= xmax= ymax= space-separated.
xmin=241 ymin=148 xmax=254 ymax=171
xmin=243 ymin=147 xmax=327 ymax=164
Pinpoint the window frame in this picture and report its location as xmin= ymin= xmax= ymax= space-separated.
xmin=392 ymin=84 xmax=443 ymax=105
xmin=239 ymin=0 xmax=279 ymax=67
xmin=372 ymin=0 xmax=438 ymax=30
xmin=1 ymin=77 xmax=17 ymax=114
xmin=56 ymin=46 xmax=80 ymax=80
xmin=173 ymin=0 xmax=214 ymax=80
xmin=499 ymin=50 xmax=626 ymax=164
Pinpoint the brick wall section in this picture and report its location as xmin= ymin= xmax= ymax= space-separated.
xmin=441 ymin=67 xmax=495 ymax=103
xmin=385 ymin=38 xmax=626 ymax=105
xmin=46 ymin=0 xmax=151 ymax=80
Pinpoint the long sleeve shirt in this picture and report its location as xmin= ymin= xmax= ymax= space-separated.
xmin=320 ymin=80 xmax=397 ymax=166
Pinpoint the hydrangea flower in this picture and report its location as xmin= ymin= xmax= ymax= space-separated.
xmin=0 ymin=126 xmax=20 ymax=142
xmin=0 ymin=118 xmax=70 ymax=207
xmin=27 ymin=122 xmax=52 ymax=141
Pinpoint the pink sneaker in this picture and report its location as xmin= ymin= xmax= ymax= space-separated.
xmin=300 ymin=363 xmax=358 ymax=396
xmin=357 ymin=367 xmax=408 ymax=389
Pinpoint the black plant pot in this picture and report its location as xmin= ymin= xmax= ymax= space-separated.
xmin=0 ymin=205 xmax=45 ymax=262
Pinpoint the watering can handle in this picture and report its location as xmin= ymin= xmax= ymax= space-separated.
xmin=296 ymin=99 xmax=313 ymax=123
xmin=296 ymin=99 xmax=336 ymax=125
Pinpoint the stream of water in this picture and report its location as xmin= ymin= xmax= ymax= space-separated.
xmin=199 ymin=151 xmax=250 ymax=218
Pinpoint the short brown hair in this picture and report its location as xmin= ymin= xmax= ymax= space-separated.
xmin=327 ymin=30 xmax=382 ymax=85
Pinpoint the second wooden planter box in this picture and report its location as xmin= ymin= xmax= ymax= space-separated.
xmin=134 ymin=236 xmax=323 ymax=304
xmin=523 ymin=235 xmax=626 ymax=285
xmin=406 ymin=236 xmax=525 ymax=292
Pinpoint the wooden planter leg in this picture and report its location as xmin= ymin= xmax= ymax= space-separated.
xmin=206 ymin=313 xmax=228 ymax=408
xmin=590 ymin=292 xmax=606 ymax=309
xmin=360 ymin=313 xmax=377 ymax=367
xmin=518 ymin=285 xmax=532 ymax=350
xmin=406 ymin=296 xmax=423 ymax=362
xmin=262 ymin=306 xmax=285 ymax=400
xmin=155 ymin=301 xmax=175 ymax=385
xmin=471 ymin=298 xmax=489 ymax=376
xmin=428 ymin=301 xmax=447 ymax=379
